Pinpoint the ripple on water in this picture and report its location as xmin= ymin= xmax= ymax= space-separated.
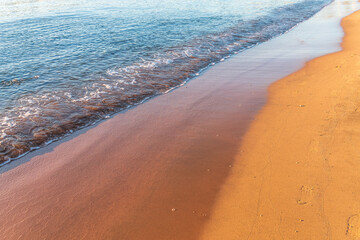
xmin=0 ymin=0 xmax=332 ymax=164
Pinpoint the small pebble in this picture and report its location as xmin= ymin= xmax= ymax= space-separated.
xmin=207 ymin=169 xmax=211 ymax=172
xmin=171 ymin=208 xmax=176 ymax=212
xmin=229 ymin=165 xmax=232 ymax=168
xmin=299 ymin=105 xmax=306 ymax=107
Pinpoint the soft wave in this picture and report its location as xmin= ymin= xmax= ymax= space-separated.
xmin=0 ymin=0 xmax=332 ymax=164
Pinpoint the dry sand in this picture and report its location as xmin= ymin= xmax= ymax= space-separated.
xmin=200 ymin=9 xmax=360 ymax=240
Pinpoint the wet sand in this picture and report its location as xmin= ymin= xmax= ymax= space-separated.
xmin=200 ymin=8 xmax=360 ymax=240
xmin=0 ymin=1 xmax=359 ymax=239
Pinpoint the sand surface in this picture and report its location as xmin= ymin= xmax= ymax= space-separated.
xmin=0 ymin=2 xmax=358 ymax=239
xmin=200 ymin=9 xmax=360 ymax=240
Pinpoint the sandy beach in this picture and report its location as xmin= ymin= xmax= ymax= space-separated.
xmin=200 ymin=9 xmax=360 ymax=240
xmin=0 ymin=1 xmax=359 ymax=240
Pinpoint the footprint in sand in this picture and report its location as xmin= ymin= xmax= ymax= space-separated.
xmin=347 ymin=214 xmax=360 ymax=238
xmin=297 ymin=185 xmax=314 ymax=205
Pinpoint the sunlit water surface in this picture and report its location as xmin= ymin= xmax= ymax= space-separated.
xmin=0 ymin=0 xmax=332 ymax=164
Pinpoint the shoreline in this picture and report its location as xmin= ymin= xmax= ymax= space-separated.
xmin=1 ymin=0 xmax=353 ymax=175
xmin=0 ymin=1 xmax=359 ymax=239
xmin=200 ymin=8 xmax=360 ymax=240
xmin=0 ymin=0 xmax=331 ymax=167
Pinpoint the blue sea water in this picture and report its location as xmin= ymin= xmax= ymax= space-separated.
xmin=0 ymin=0 xmax=332 ymax=163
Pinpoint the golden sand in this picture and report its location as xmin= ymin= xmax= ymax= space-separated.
xmin=200 ymin=10 xmax=360 ymax=240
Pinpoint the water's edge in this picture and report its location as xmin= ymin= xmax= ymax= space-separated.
xmin=0 ymin=0 xmax=334 ymax=167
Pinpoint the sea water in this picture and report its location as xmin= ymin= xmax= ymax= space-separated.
xmin=0 ymin=0 xmax=332 ymax=164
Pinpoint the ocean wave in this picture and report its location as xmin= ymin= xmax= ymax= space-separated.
xmin=0 ymin=0 xmax=332 ymax=165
